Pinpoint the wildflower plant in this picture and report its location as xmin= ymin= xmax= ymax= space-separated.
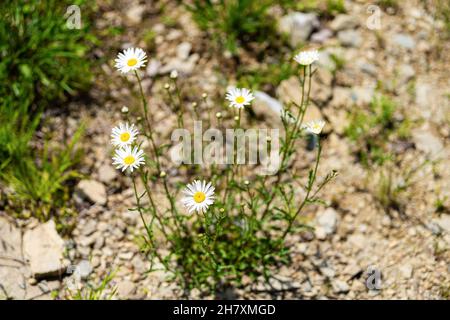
xmin=111 ymin=48 xmax=336 ymax=295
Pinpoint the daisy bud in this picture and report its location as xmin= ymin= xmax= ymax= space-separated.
xmin=266 ymin=136 xmax=272 ymax=142
xmin=191 ymin=102 xmax=198 ymax=108
xmin=170 ymin=70 xmax=178 ymax=79
xmin=121 ymin=106 xmax=129 ymax=114
xmin=160 ymin=171 xmax=166 ymax=178
xmin=215 ymin=112 xmax=222 ymax=119
xmin=164 ymin=83 xmax=170 ymax=90
xmin=219 ymin=208 xmax=225 ymax=213
xmin=202 ymin=93 xmax=208 ymax=99
xmin=234 ymin=116 xmax=239 ymax=122
xmin=244 ymin=180 xmax=250 ymax=186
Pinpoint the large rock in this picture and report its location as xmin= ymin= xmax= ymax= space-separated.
xmin=278 ymin=12 xmax=319 ymax=47
xmin=125 ymin=4 xmax=145 ymax=25
xmin=0 ymin=217 xmax=27 ymax=299
xmin=412 ymin=130 xmax=444 ymax=157
xmin=98 ymin=164 xmax=117 ymax=184
xmin=329 ymin=14 xmax=359 ymax=31
xmin=252 ymin=91 xmax=285 ymax=127
xmin=433 ymin=215 xmax=450 ymax=234
xmin=277 ymin=77 xmax=323 ymax=123
xmin=392 ymin=33 xmax=416 ymax=50
xmin=338 ymin=29 xmax=362 ymax=47
xmin=23 ymin=220 xmax=67 ymax=279
xmin=76 ymin=179 xmax=107 ymax=205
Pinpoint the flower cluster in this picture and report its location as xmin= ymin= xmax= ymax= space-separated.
xmin=111 ymin=47 xmax=326 ymax=215
xmin=111 ymin=123 xmax=145 ymax=172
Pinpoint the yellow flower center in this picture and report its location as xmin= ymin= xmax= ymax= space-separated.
xmin=235 ymin=96 xmax=245 ymax=104
xmin=193 ymin=191 xmax=206 ymax=203
xmin=127 ymin=58 xmax=138 ymax=66
xmin=124 ymin=155 xmax=135 ymax=165
xmin=120 ymin=132 xmax=130 ymax=142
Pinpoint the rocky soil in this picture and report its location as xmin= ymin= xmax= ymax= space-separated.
xmin=1 ymin=0 xmax=449 ymax=299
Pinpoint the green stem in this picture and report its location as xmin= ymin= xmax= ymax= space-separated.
xmin=280 ymin=139 xmax=321 ymax=240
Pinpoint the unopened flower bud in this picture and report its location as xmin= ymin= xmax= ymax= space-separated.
xmin=170 ymin=70 xmax=178 ymax=79
xmin=164 ymin=83 xmax=170 ymax=90
xmin=160 ymin=171 xmax=166 ymax=178
xmin=121 ymin=106 xmax=129 ymax=114
xmin=216 ymin=112 xmax=222 ymax=119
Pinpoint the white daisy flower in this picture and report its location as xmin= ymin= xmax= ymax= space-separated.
xmin=225 ymin=88 xmax=255 ymax=109
xmin=293 ymin=50 xmax=319 ymax=66
xmin=302 ymin=119 xmax=326 ymax=135
xmin=112 ymin=145 xmax=145 ymax=172
xmin=181 ymin=180 xmax=215 ymax=214
xmin=111 ymin=123 xmax=139 ymax=147
xmin=115 ymin=47 xmax=147 ymax=73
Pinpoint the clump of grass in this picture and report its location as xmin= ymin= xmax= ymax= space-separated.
xmin=345 ymin=94 xmax=404 ymax=166
xmin=236 ymin=59 xmax=299 ymax=91
xmin=325 ymin=0 xmax=346 ymax=15
xmin=376 ymin=0 xmax=399 ymax=8
xmin=372 ymin=157 xmax=432 ymax=216
xmin=186 ymin=0 xmax=277 ymax=54
xmin=65 ymin=271 xmax=117 ymax=300
xmin=434 ymin=195 xmax=448 ymax=214
xmin=0 ymin=0 xmax=93 ymax=106
xmin=2 ymin=125 xmax=84 ymax=231
xmin=0 ymin=0 xmax=95 ymax=225
xmin=281 ymin=0 xmax=345 ymax=15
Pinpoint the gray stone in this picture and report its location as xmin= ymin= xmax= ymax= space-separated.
xmin=393 ymin=33 xmax=416 ymax=50
xmin=315 ymin=208 xmax=338 ymax=239
xmin=118 ymin=251 xmax=135 ymax=261
xmin=311 ymin=29 xmax=333 ymax=43
xmin=330 ymin=14 xmax=359 ymax=31
xmin=176 ymin=42 xmax=192 ymax=60
xmin=332 ymin=280 xmax=350 ymax=293
xmin=351 ymin=87 xmax=374 ymax=106
xmin=75 ymin=260 xmax=93 ymax=280
xmin=98 ymin=164 xmax=117 ymax=184
xmin=117 ymin=280 xmax=137 ymax=298
xmin=75 ymin=179 xmax=107 ymax=206
xmin=412 ymin=130 xmax=443 ymax=157
xmin=159 ymin=54 xmax=199 ymax=75
xmin=125 ymin=4 xmax=145 ymax=24
xmin=433 ymin=215 xmax=450 ymax=234
xmin=278 ymin=12 xmax=319 ymax=47
xmin=23 ymin=220 xmax=66 ymax=279
xmin=82 ymin=219 xmax=97 ymax=236
xmin=415 ymin=82 xmax=431 ymax=109
xmin=146 ymin=59 xmax=161 ymax=77
xmin=359 ymin=63 xmax=378 ymax=77
xmin=398 ymin=64 xmax=415 ymax=84
xmin=338 ymin=29 xmax=362 ymax=47
xmin=254 ymin=275 xmax=302 ymax=292
xmin=398 ymin=264 xmax=413 ymax=279
xmin=321 ymin=267 xmax=336 ymax=278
